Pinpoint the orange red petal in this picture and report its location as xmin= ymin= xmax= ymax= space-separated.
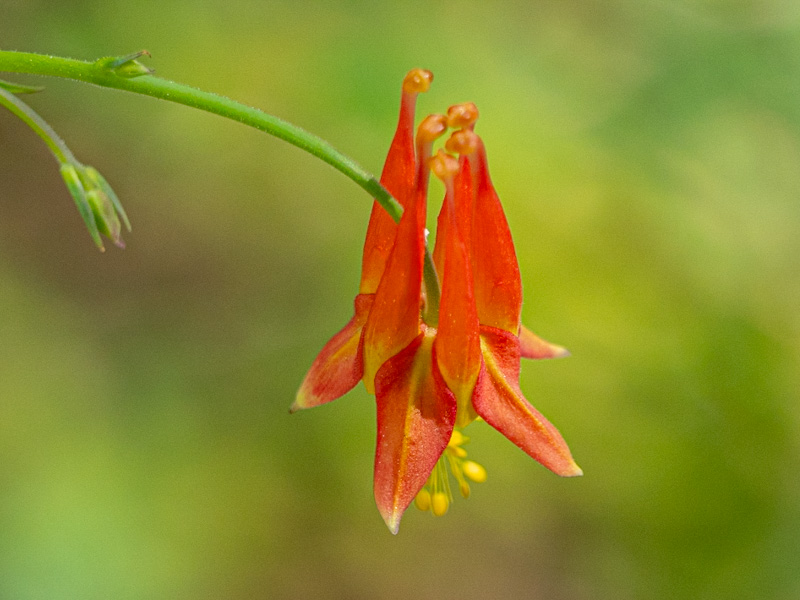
xmin=473 ymin=326 xmax=581 ymax=477
xmin=373 ymin=331 xmax=456 ymax=533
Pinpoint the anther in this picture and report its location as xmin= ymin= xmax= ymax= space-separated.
xmin=446 ymin=102 xmax=479 ymax=129
xmin=445 ymin=129 xmax=480 ymax=156
xmin=462 ymin=460 xmax=487 ymax=483
xmin=416 ymin=114 xmax=449 ymax=144
xmin=414 ymin=489 xmax=432 ymax=511
xmin=459 ymin=481 xmax=471 ymax=499
xmin=431 ymin=492 xmax=450 ymax=517
xmin=452 ymin=446 xmax=467 ymax=458
xmin=449 ymin=430 xmax=466 ymax=446
xmin=429 ymin=149 xmax=459 ymax=182
xmin=403 ymin=68 xmax=434 ymax=94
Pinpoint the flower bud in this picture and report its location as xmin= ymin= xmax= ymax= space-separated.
xmin=83 ymin=166 xmax=131 ymax=233
xmin=96 ymin=51 xmax=154 ymax=78
xmin=59 ymin=162 xmax=130 ymax=250
xmin=60 ymin=163 xmax=103 ymax=250
xmin=86 ymin=189 xmax=125 ymax=249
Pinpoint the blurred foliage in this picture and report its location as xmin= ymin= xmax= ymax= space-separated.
xmin=1 ymin=1 xmax=799 ymax=598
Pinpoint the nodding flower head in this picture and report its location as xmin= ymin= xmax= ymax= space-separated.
xmin=294 ymin=69 xmax=580 ymax=534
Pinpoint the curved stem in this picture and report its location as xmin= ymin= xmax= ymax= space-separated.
xmin=0 ymin=84 xmax=75 ymax=165
xmin=0 ymin=50 xmax=402 ymax=222
xmin=0 ymin=50 xmax=441 ymax=298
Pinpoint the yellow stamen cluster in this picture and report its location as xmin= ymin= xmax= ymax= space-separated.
xmin=414 ymin=429 xmax=487 ymax=517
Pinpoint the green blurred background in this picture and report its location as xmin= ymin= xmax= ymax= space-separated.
xmin=2 ymin=1 xmax=799 ymax=598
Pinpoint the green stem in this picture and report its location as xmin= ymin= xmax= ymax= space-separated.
xmin=0 ymin=50 xmax=442 ymax=301
xmin=0 ymin=50 xmax=402 ymax=221
xmin=422 ymin=251 xmax=441 ymax=327
xmin=0 ymin=84 xmax=75 ymax=165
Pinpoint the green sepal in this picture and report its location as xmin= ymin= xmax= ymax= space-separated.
xmin=86 ymin=189 xmax=124 ymax=248
xmin=83 ymin=166 xmax=131 ymax=232
xmin=60 ymin=163 xmax=104 ymax=250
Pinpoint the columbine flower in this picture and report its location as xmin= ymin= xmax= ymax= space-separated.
xmin=293 ymin=70 xmax=580 ymax=534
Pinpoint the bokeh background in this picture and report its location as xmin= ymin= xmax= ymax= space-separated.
xmin=2 ymin=1 xmax=799 ymax=598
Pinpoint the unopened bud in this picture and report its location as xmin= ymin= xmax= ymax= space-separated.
xmin=87 ymin=189 xmax=124 ymax=249
xmin=96 ymin=51 xmax=154 ymax=78
xmin=60 ymin=163 xmax=103 ymax=250
xmin=402 ymin=68 xmax=433 ymax=94
xmin=83 ymin=166 xmax=131 ymax=233
xmin=60 ymin=163 xmax=131 ymax=250
xmin=446 ymin=102 xmax=479 ymax=129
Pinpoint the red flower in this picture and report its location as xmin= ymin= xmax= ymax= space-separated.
xmin=294 ymin=71 xmax=580 ymax=533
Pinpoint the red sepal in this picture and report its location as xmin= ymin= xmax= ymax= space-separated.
xmin=519 ymin=323 xmax=570 ymax=360
xmin=473 ymin=326 xmax=581 ymax=477
xmin=292 ymin=294 xmax=374 ymax=411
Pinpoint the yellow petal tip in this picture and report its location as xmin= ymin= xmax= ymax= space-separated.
xmin=384 ymin=514 xmax=401 ymax=535
xmin=566 ymin=461 xmax=583 ymax=477
xmin=552 ymin=345 xmax=571 ymax=359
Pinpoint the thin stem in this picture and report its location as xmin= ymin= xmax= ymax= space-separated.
xmin=422 ymin=252 xmax=441 ymax=327
xmin=0 ymin=84 xmax=76 ymax=165
xmin=0 ymin=50 xmax=442 ymax=289
xmin=0 ymin=50 xmax=402 ymax=221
